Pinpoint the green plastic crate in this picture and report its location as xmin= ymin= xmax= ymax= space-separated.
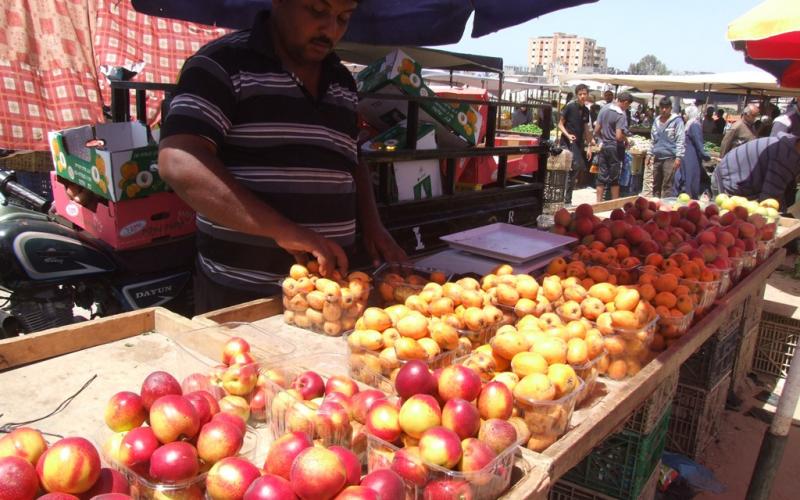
xmin=562 ymin=406 xmax=670 ymax=500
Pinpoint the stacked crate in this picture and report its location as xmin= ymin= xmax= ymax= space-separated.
xmin=666 ymin=300 xmax=744 ymax=459
xmin=555 ymin=372 xmax=676 ymax=499
xmin=732 ymin=284 xmax=766 ymax=392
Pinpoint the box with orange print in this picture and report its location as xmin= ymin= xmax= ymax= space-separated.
xmin=48 ymin=122 xmax=169 ymax=202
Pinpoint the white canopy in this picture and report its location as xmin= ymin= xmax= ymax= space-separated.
xmin=564 ymin=71 xmax=799 ymax=97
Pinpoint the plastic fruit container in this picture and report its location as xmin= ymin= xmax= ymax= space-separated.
xmin=366 ymin=433 xmax=522 ymax=500
xmin=263 ymin=352 xmax=391 ymax=449
xmin=742 ymin=249 xmax=758 ymax=272
xmin=728 ymin=256 xmax=745 ymax=283
xmin=679 ymin=278 xmax=720 ymax=314
xmin=656 ymin=311 xmax=695 ymax=343
xmin=515 ymin=378 xmax=585 ymax=452
xmin=373 ymin=262 xmax=450 ymax=306
xmin=346 ymin=334 xmax=472 ymax=392
xmin=281 ymin=276 xmax=370 ymax=337
xmin=713 ymin=267 xmax=732 ymax=297
xmin=598 ymin=316 xmax=658 ymax=380
xmin=173 ymin=322 xmax=297 ymax=427
xmin=571 ymin=354 xmax=604 ymax=406
xmin=606 ymin=262 xmax=641 ymax=286
xmin=96 ymin=425 xmax=258 ymax=500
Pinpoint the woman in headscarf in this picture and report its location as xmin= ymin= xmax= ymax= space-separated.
xmin=674 ymin=105 xmax=711 ymax=198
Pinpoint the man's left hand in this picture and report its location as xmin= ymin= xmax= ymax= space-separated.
xmin=674 ymin=159 xmax=682 ymax=169
xmin=363 ymin=223 xmax=408 ymax=267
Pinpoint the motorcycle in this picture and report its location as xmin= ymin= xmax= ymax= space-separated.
xmin=0 ymin=170 xmax=194 ymax=338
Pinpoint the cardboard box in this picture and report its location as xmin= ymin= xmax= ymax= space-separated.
xmin=51 ymin=173 xmax=195 ymax=250
xmin=362 ymin=122 xmax=442 ymax=202
xmin=428 ymin=86 xmax=489 ymax=145
xmin=48 ymin=122 xmax=168 ymax=202
xmin=357 ymin=49 xmax=482 ymax=148
xmin=456 ymin=135 xmax=540 ymax=186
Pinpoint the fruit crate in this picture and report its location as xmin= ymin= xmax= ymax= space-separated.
xmin=742 ymin=284 xmax=766 ymax=336
xmin=544 ymin=168 xmax=569 ymax=207
xmin=753 ymin=311 xmax=800 ymax=379
xmin=666 ymin=374 xmax=730 ymax=460
xmin=549 ymin=460 xmax=660 ymax=500
xmin=625 ymin=368 xmax=679 ymax=435
xmin=561 ymin=406 xmax=670 ymax=500
xmin=678 ymin=304 xmax=742 ymax=390
xmin=732 ymin=324 xmax=759 ymax=394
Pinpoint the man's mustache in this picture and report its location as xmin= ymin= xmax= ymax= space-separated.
xmin=311 ymin=37 xmax=334 ymax=48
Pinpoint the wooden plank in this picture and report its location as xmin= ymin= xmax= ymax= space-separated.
xmin=566 ymin=196 xmax=637 ymax=213
xmin=775 ymin=216 xmax=800 ymax=250
xmin=194 ymin=297 xmax=283 ymax=325
xmin=540 ymin=248 xmax=786 ymax=480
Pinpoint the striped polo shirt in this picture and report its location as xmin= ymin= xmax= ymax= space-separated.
xmin=713 ymin=134 xmax=800 ymax=207
xmin=161 ymin=11 xmax=358 ymax=291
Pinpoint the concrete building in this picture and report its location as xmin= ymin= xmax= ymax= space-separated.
xmin=528 ymin=33 xmax=608 ymax=81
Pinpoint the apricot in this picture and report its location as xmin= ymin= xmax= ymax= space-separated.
xmin=289 ymin=294 xmax=309 ymax=312
xmin=588 ymin=283 xmax=616 ymax=304
xmin=597 ymin=354 xmax=610 ymax=374
xmin=604 ymin=336 xmax=626 ymax=356
xmin=393 ymin=286 xmax=416 ymax=304
xmin=615 ymin=244 xmax=630 ymax=259
xmin=427 ymin=297 xmax=453 ymax=317
xmin=380 ymin=328 xmax=401 ymax=349
xmin=580 ymin=297 xmax=605 ymax=321
xmin=606 ymin=359 xmax=628 ymax=380
xmin=532 ymin=337 xmax=568 ymax=365
xmin=294 ymin=313 xmax=310 ymax=328
xmin=527 ymin=434 xmax=558 ymax=453
xmin=653 ymin=274 xmax=678 ymax=293
xmin=654 ymin=292 xmax=677 ymax=309
xmin=587 ymin=266 xmax=610 ymax=283
xmin=483 ymin=305 xmax=504 ymax=325
xmin=534 ymin=296 xmax=553 ymax=316
xmin=475 ymin=344 xmax=510 ymax=372
xmin=511 ymin=351 xmax=549 ymax=378
xmin=539 ymin=312 xmax=563 ymax=329
xmin=547 ymin=257 xmax=568 ymax=275
xmin=429 ymin=271 xmax=447 ymax=284
xmin=463 ymin=306 xmax=487 ymax=331
xmin=417 ymin=337 xmax=442 ymax=361
xmin=494 ymin=283 xmax=519 ymax=307
xmin=513 ymin=373 xmax=556 ymax=402
xmin=676 ymin=295 xmax=693 ymax=315
xmin=557 ymin=300 xmax=582 ymax=322
xmin=547 ymin=363 xmax=579 ymax=398
xmin=491 ymin=332 xmax=531 ymax=360
xmin=282 ymin=278 xmax=300 ymax=298
xmin=566 ymin=338 xmax=589 ymax=365
xmin=564 ymin=321 xmax=587 ymax=341
xmin=514 ymin=298 xmax=537 ymax=317
xmin=638 ymin=283 xmax=656 ymax=302
xmin=394 ymin=337 xmax=428 ymax=360
xmin=481 ymin=274 xmax=498 ymax=291
xmin=626 ymin=359 xmax=642 ymax=376
xmin=651 ymin=333 xmax=666 ymax=351
xmin=516 ymin=277 xmax=541 ymax=300
xmin=596 ymin=312 xmax=614 ymax=335
xmin=284 ymin=310 xmax=295 ymax=325
xmin=494 ymin=264 xmax=514 ymax=276
xmin=542 ymin=276 xmax=563 ymax=302
xmin=396 ymin=312 xmax=429 ymax=340
xmin=306 ymin=308 xmax=325 ymax=327
xmin=614 ymin=288 xmax=640 ymax=312
xmin=458 ymin=289 xmax=482 ymax=308
xmin=441 ymin=313 xmax=464 ymax=330
xmin=585 ymin=330 xmax=605 ymax=360
xmin=323 ymin=321 xmax=343 ymax=336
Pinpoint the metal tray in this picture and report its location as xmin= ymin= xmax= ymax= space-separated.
xmin=440 ymin=223 xmax=576 ymax=263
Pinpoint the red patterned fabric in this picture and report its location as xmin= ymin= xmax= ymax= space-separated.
xmin=0 ymin=0 xmax=227 ymax=150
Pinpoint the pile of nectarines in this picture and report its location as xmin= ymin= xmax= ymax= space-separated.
xmin=282 ymin=262 xmax=371 ymax=337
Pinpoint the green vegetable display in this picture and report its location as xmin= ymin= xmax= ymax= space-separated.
xmin=704 ymin=141 xmax=720 ymax=154
xmin=510 ymin=123 xmax=543 ymax=135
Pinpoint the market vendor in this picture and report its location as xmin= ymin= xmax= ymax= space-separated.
xmin=512 ymin=105 xmax=533 ymax=127
xmin=719 ymin=103 xmax=759 ymax=157
xmin=712 ymin=133 xmax=800 ymax=209
xmin=771 ymin=99 xmax=800 ymax=137
xmin=158 ymin=0 xmax=406 ymax=314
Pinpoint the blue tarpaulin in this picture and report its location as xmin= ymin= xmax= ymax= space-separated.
xmin=131 ymin=0 xmax=597 ymax=46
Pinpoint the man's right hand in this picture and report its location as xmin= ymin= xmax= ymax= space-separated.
xmin=274 ymin=224 xmax=349 ymax=278
xmin=567 ymin=133 xmax=577 ymax=142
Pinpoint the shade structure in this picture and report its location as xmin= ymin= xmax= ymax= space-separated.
xmin=728 ymin=0 xmax=800 ymax=88
xmin=131 ymin=0 xmax=597 ymax=46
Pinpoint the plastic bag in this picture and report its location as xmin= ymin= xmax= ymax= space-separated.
xmin=662 ymin=451 xmax=725 ymax=494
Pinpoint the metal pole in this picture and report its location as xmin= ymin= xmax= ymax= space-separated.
xmin=746 ymin=345 xmax=800 ymax=500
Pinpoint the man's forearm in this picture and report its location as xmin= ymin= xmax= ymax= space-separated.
xmin=158 ymin=135 xmax=293 ymax=240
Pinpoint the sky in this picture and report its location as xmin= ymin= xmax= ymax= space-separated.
xmin=431 ymin=0 xmax=758 ymax=74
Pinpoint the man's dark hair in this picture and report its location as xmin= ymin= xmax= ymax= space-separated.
xmin=715 ymin=109 xmax=725 ymax=118
xmin=575 ymin=83 xmax=589 ymax=94
xmin=658 ymin=96 xmax=672 ymax=109
xmin=617 ymin=92 xmax=634 ymax=103
xmin=706 ymin=107 xmax=715 ymax=118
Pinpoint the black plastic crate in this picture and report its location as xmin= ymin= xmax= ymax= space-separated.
xmin=625 ymin=369 xmax=678 ymax=435
xmin=679 ymin=307 xmax=742 ymax=389
xmin=544 ymin=169 xmax=568 ymax=205
xmin=562 ymin=407 xmax=670 ymax=500
xmin=13 ymin=170 xmax=53 ymax=201
xmin=666 ymin=375 xmax=730 ymax=460
xmin=550 ymin=462 xmax=660 ymax=500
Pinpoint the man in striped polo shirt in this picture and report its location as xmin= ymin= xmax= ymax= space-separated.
xmin=159 ymin=0 xmax=405 ymax=313
xmin=712 ymin=133 xmax=800 ymax=209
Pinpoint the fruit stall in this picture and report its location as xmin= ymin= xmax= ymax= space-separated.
xmin=2 ymin=191 xmax=798 ymax=500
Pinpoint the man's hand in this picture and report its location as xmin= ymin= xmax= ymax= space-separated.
xmin=273 ymin=224 xmax=349 ymax=277
xmin=567 ymin=133 xmax=577 ymax=143
xmin=674 ymin=158 xmax=682 ymax=169
xmin=363 ymin=222 xmax=408 ymax=268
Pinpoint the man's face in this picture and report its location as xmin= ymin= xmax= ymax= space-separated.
xmin=619 ymin=100 xmax=631 ymax=111
xmin=273 ymin=0 xmax=358 ymax=64
xmin=743 ymin=109 xmax=757 ymax=124
xmin=604 ymin=91 xmax=613 ymax=102
xmin=659 ymin=104 xmax=671 ymax=119
xmin=576 ymin=89 xmax=588 ymax=105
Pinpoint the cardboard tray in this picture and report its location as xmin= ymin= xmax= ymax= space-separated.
xmin=440 ymin=223 xmax=577 ymax=263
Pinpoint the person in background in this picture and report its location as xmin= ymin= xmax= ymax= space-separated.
xmin=719 ymin=103 xmax=760 ymax=157
xmin=644 ymin=97 xmax=685 ymax=198
xmin=558 ymin=83 xmax=593 ymax=205
xmin=674 ymin=105 xmax=711 ymax=199
xmin=712 ymin=133 xmax=800 ymax=209
xmin=771 ymin=99 xmax=800 ymax=137
xmin=601 ymin=89 xmax=614 ymax=107
xmin=714 ymin=108 xmax=727 ymax=134
xmin=511 ymin=105 xmax=532 ymax=127
xmin=703 ymin=107 xmax=716 ymax=135
xmin=593 ymin=91 xmax=633 ymax=202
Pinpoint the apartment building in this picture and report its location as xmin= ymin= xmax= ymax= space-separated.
xmin=528 ymin=33 xmax=608 ymax=81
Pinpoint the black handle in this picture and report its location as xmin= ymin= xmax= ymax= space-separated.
xmin=0 ymin=171 xmax=51 ymax=212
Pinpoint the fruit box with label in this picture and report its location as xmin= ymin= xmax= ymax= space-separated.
xmin=356 ymin=49 xmax=482 ymax=148
xmin=362 ymin=121 xmax=442 ymax=202
xmin=50 ymin=173 xmax=196 ymax=250
xmin=48 ymin=122 xmax=167 ymax=202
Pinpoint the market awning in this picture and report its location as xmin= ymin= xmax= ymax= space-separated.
xmin=564 ymin=71 xmax=799 ymax=97
xmin=131 ymin=0 xmax=597 ymax=46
